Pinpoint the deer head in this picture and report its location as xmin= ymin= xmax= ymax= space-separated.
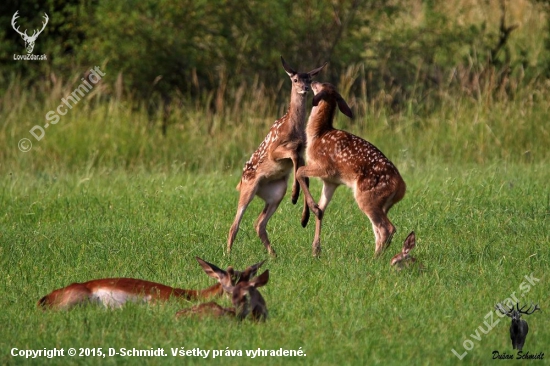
xmin=231 ymin=270 xmax=269 ymax=321
xmin=496 ymin=303 xmax=541 ymax=320
xmin=196 ymin=257 xmax=269 ymax=321
xmin=12 ymin=11 xmax=49 ymax=54
xmin=281 ymin=56 xmax=327 ymax=96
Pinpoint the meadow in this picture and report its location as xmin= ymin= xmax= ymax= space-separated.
xmin=1 ymin=69 xmax=549 ymax=365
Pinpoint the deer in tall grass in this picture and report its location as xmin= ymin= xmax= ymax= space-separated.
xmin=227 ymin=56 xmax=327 ymax=257
xmin=495 ymin=303 xmax=541 ymax=351
xmin=296 ymin=82 xmax=406 ymax=257
xmin=37 ymin=258 xmax=265 ymax=310
xmin=176 ymin=257 xmax=269 ymax=321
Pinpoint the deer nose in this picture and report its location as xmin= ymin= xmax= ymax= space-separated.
xmin=310 ymin=81 xmax=321 ymax=93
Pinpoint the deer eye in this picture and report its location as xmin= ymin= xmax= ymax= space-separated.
xmin=293 ymin=79 xmax=298 ymax=82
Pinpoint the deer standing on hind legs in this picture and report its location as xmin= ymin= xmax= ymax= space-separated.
xmin=296 ymin=82 xmax=406 ymax=257
xmin=227 ymin=56 xmax=327 ymax=257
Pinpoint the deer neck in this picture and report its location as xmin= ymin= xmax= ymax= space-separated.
xmin=286 ymin=89 xmax=308 ymax=131
xmin=173 ymin=283 xmax=223 ymax=300
xmin=306 ymin=101 xmax=336 ymax=139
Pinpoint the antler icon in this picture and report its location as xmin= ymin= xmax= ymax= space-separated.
xmin=12 ymin=11 xmax=49 ymax=54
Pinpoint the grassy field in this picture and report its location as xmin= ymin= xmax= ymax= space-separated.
xmin=1 ymin=59 xmax=549 ymax=364
xmin=0 ymin=161 xmax=548 ymax=365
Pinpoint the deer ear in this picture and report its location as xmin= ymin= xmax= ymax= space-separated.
xmin=250 ymin=270 xmax=270 ymax=288
xmin=312 ymin=91 xmax=326 ymax=107
xmin=308 ymin=62 xmax=328 ymax=78
xmin=240 ymin=259 xmax=267 ymax=282
xmin=402 ymin=231 xmax=415 ymax=255
xmin=196 ymin=257 xmax=227 ymax=281
xmin=337 ymin=96 xmax=353 ymax=119
xmin=281 ymin=56 xmax=297 ymax=76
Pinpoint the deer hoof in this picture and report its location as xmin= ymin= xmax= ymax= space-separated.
xmin=312 ymin=243 xmax=321 ymax=257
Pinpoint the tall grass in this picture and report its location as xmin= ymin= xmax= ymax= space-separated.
xmin=1 ymin=66 xmax=549 ymax=177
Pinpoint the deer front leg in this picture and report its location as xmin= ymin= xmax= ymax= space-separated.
xmin=300 ymin=175 xmax=310 ymax=228
xmin=295 ymin=166 xmax=323 ymax=220
xmin=290 ymin=153 xmax=302 ymax=204
xmin=291 ymin=153 xmax=310 ymax=227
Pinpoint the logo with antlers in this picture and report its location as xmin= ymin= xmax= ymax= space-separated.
xmin=495 ymin=303 xmax=541 ymax=352
xmin=11 ymin=11 xmax=49 ymax=54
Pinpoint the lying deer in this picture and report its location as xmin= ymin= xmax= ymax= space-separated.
xmin=296 ymin=82 xmax=406 ymax=257
xmin=175 ymin=301 xmax=236 ymax=319
xmin=227 ymin=56 xmax=327 ymax=256
xmin=37 ymin=258 xmax=265 ymax=310
xmin=176 ymin=257 xmax=269 ymax=321
xmin=390 ymin=231 xmax=423 ymax=270
xmin=495 ymin=303 xmax=541 ymax=351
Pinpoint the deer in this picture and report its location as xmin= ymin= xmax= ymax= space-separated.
xmin=37 ymin=258 xmax=265 ymax=310
xmin=227 ymin=56 xmax=327 ymax=257
xmin=176 ymin=257 xmax=269 ymax=321
xmin=11 ymin=11 xmax=49 ymax=54
xmin=495 ymin=303 xmax=541 ymax=351
xmin=390 ymin=231 xmax=423 ymax=270
xmin=296 ymin=81 xmax=406 ymax=257
xmin=175 ymin=301 xmax=236 ymax=319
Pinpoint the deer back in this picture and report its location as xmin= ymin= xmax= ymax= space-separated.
xmin=307 ymin=82 xmax=403 ymax=192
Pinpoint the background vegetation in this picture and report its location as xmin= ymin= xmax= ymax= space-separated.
xmin=0 ymin=0 xmax=549 ymax=365
xmin=1 ymin=0 xmax=550 ymax=172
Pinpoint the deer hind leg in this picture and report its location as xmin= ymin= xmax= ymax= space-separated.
xmin=311 ymin=182 xmax=338 ymax=256
xmin=367 ymin=209 xmax=396 ymax=257
xmin=227 ymin=180 xmax=259 ymax=254
xmin=38 ymin=284 xmax=92 ymax=310
xmin=255 ymin=179 xmax=287 ymax=256
xmin=356 ymin=192 xmax=397 ymax=257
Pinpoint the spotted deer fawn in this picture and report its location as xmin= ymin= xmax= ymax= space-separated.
xmin=296 ymin=82 xmax=406 ymax=257
xmin=495 ymin=303 xmax=541 ymax=351
xmin=38 ymin=258 xmax=265 ymax=310
xmin=227 ymin=56 xmax=327 ymax=256
xmin=176 ymin=257 xmax=269 ymax=321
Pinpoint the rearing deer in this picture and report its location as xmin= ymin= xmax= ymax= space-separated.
xmin=296 ymin=82 xmax=406 ymax=256
xmin=227 ymin=56 xmax=327 ymax=256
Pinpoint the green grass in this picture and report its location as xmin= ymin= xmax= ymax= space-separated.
xmin=1 ymin=163 xmax=548 ymax=365
xmin=1 ymin=66 xmax=549 ymax=364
